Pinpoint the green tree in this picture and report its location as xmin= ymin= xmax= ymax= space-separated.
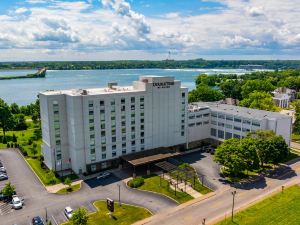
xmin=188 ymin=84 xmax=224 ymax=103
xmin=0 ymin=99 xmax=15 ymax=137
xmin=64 ymin=177 xmax=72 ymax=191
xmin=10 ymin=103 xmax=20 ymax=114
xmin=219 ymin=79 xmax=242 ymax=100
xmin=195 ymin=74 xmax=218 ymax=87
xmin=240 ymin=91 xmax=278 ymax=111
xmin=241 ymin=80 xmax=275 ymax=98
xmin=214 ymin=139 xmax=247 ymax=176
xmin=14 ymin=113 xmax=28 ymax=130
xmin=70 ymin=207 xmax=88 ymax=225
xmin=12 ymin=133 xmax=17 ymax=143
xmin=2 ymin=182 xmax=15 ymax=198
xmin=239 ymin=137 xmax=259 ymax=170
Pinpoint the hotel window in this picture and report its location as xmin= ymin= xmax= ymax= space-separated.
xmin=218 ymin=114 xmax=225 ymax=119
xmin=122 ymin=121 xmax=126 ymax=126
xmin=90 ymin=147 xmax=95 ymax=155
xmin=203 ymin=113 xmax=210 ymax=117
xmin=122 ymin=128 xmax=126 ymax=134
xmin=242 ymin=128 xmax=251 ymax=132
xmin=211 ymin=112 xmax=217 ymax=118
xmin=140 ymin=104 xmax=144 ymax=110
xmin=90 ymin=134 xmax=95 ymax=139
xmin=101 ymin=123 xmax=105 ymax=129
xmin=181 ymin=125 xmax=185 ymax=129
xmin=140 ymin=118 xmax=144 ymax=123
xmin=203 ymin=121 xmax=209 ymax=125
xmin=131 ymin=140 xmax=136 ymax=146
xmin=121 ymin=115 xmax=126 ymax=120
xmin=182 ymin=92 xmax=185 ymax=98
xmin=131 ymin=134 xmax=135 ymax=139
xmin=56 ymin=154 xmax=62 ymax=160
xmin=211 ymin=120 xmax=217 ymax=125
xmin=131 ymin=127 xmax=135 ymax=132
xmin=122 ymin=143 xmax=126 ymax=148
xmin=89 ymin=118 xmax=94 ymax=123
xmin=141 ymin=112 xmax=144 ymax=117
xmin=225 ymin=132 xmax=232 ymax=140
xmin=89 ymin=126 xmax=94 ymax=131
xmin=111 ymin=129 xmax=116 ymax=136
xmin=122 ymin=149 xmax=126 ymax=154
xmin=141 ymin=132 xmax=144 ymax=137
xmin=234 ymin=126 xmax=241 ymax=131
xmin=121 ymin=105 xmax=125 ymax=111
xmin=101 ymin=138 xmax=106 ymax=144
xmin=181 ymin=114 xmax=185 ymax=118
xmin=88 ymin=101 xmax=93 ymax=108
xmin=112 ymin=145 xmax=116 ymax=150
xmin=141 ymin=139 xmax=144 ymax=144
xmin=100 ymin=100 xmax=105 ymax=106
xmin=140 ymin=97 xmax=144 ymax=103
xmin=131 ymin=148 xmax=136 ymax=153
xmin=226 ymin=115 xmax=233 ymax=121
xmin=112 ymin=137 xmax=116 ymax=142
xmin=101 ymin=146 xmax=106 ymax=152
xmin=131 ymin=120 xmax=135 ymax=125
xmin=141 ymin=125 xmax=144 ymax=130
xmin=196 ymin=114 xmax=202 ymax=118
xmin=112 ymin=152 xmax=117 ymax=157
xmin=225 ymin=124 xmax=232 ymax=129
xmin=91 ymin=164 xmax=96 ymax=171
xmin=100 ymin=113 xmax=105 ymax=122
xmin=131 ymin=113 xmax=135 ymax=118
xmin=56 ymin=140 xmax=61 ymax=145
xmin=101 ymin=131 xmax=105 ymax=136
xmin=189 ymin=123 xmax=195 ymax=127
xmin=54 ymin=110 xmax=59 ymax=115
xmin=181 ymin=119 xmax=185 ymax=123
xmin=211 ymin=128 xmax=217 ymax=137
xmin=196 ymin=122 xmax=202 ymax=126
xmin=111 ymin=100 xmax=115 ymax=106
xmin=121 ymin=98 xmax=125 ymax=104
xmin=218 ymin=130 xmax=224 ymax=139
xmin=189 ymin=115 xmax=195 ymax=119
xmin=252 ymin=120 xmax=260 ymax=127
xmin=234 ymin=117 xmax=241 ymax=123
xmin=141 ymin=146 xmax=145 ymax=151
xmin=102 ymin=154 xmax=106 ymax=159
xmin=243 ymin=119 xmax=251 ymax=125
xmin=131 ymin=105 xmax=135 ymax=110
xmin=89 ymin=110 xmax=94 ymax=115
xmin=131 ymin=97 xmax=135 ymax=103
xmin=181 ymin=131 xmax=185 ymax=136
xmin=122 ymin=136 xmax=126 ymax=141
xmin=218 ymin=122 xmax=225 ymax=127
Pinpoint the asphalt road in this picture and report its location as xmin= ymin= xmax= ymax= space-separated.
xmin=0 ymin=149 xmax=177 ymax=225
xmin=177 ymin=152 xmax=225 ymax=191
xmin=135 ymin=158 xmax=300 ymax=225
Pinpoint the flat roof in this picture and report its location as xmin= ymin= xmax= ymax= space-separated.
xmin=189 ymin=101 xmax=291 ymax=120
xmin=121 ymin=148 xmax=180 ymax=166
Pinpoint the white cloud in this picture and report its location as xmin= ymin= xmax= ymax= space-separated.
xmin=0 ymin=0 xmax=300 ymax=60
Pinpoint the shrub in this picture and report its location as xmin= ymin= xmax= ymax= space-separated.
xmin=6 ymin=143 xmax=10 ymax=148
xmin=2 ymin=136 xmax=7 ymax=144
xmin=28 ymin=139 xmax=33 ymax=145
xmin=12 ymin=133 xmax=17 ymax=143
xmin=128 ymin=176 xmax=144 ymax=188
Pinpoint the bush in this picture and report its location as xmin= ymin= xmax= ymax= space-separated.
xmin=2 ymin=136 xmax=7 ymax=144
xmin=128 ymin=177 xmax=144 ymax=188
xmin=12 ymin=133 xmax=17 ymax=143
xmin=6 ymin=143 xmax=10 ymax=148
xmin=28 ymin=139 xmax=33 ymax=145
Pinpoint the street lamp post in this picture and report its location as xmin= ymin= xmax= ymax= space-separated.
xmin=118 ymin=184 xmax=121 ymax=206
xmin=231 ymin=190 xmax=237 ymax=221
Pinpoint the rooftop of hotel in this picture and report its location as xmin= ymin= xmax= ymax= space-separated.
xmin=189 ymin=102 xmax=291 ymax=120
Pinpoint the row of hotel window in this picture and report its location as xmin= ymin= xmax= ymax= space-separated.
xmin=188 ymin=113 xmax=210 ymax=119
xmin=211 ymin=128 xmax=244 ymax=140
xmin=211 ymin=112 xmax=261 ymax=126
xmin=181 ymin=93 xmax=186 ymax=136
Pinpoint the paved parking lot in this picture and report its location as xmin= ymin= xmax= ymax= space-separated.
xmin=178 ymin=151 xmax=226 ymax=190
xmin=0 ymin=149 xmax=177 ymax=225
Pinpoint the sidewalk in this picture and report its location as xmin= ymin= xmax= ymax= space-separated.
xmin=46 ymin=180 xmax=82 ymax=193
xmin=160 ymin=174 xmax=202 ymax=198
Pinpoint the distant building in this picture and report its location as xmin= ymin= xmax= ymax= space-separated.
xmin=239 ymin=64 xmax=265 ymax=70
xmin=272 ymin=87 xmax=297 ymax=108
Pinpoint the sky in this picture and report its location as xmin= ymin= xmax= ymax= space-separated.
xmin=0 ymin=0 xmax=299 ymax=61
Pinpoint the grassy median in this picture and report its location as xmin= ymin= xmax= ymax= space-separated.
xmin=216 ymin=185 xmax=300 ymax=225
xmin=137 ymin=174 xmax=194 ymax=204
xmin=63 ymin=201 xmax=151 ymax=225
xmin=56 ymin=183 xmax=81 ymax=194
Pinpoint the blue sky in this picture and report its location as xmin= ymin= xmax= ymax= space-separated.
xmin=0 ymin=0 xmax=299 ymax=61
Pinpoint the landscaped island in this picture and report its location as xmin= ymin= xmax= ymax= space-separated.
xmin=0 ymin=68 xmax=47 ymax=80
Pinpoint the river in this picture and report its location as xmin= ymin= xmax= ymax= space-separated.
xmin=0 ymin=68 xmax=256 ymax=105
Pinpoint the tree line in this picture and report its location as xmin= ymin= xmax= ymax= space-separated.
xmin=188 ymin=69 xmax=300 ymax=112
xmin=1 ymin=59 xmax=300 ymax=70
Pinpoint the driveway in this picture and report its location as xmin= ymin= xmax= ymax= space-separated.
xmin=0 ymin=149 xmax=177 ymax=225
xmin=177 ymin=151 xmax=225 ymax=191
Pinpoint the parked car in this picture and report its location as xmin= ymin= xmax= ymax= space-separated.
xmin=0 ymin=167 xmax=6 ymax=173
xmin=0 ymin=173 xmax=8 ymax=181
xmin=11 ymin=196 xmax=23 ymax=209
xmin=97 ymin=171 xmax=111 ymax=179
xmin=31 ymin=216 xmax=45 ymax=225
xmin=64 ymin=206 xmax=73 ymax=219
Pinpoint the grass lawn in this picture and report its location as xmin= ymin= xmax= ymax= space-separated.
xmin=137 ymin=174 xmax=194 ymax=204
xmin=216 ymin=185 xmax=300 ymax=225
xmin=63 ymin=201 xmax=151 ymax=225
xmin=56 ymin=183 xmax=81 ymax=194
xmin=291 ymin=133 xmax=300 ymax=142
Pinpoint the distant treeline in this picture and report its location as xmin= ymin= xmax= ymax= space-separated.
xmin=0 ymin=59 xmax=300 ymax=70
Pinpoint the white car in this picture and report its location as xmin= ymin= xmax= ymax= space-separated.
xmin=0 ymin=167 xmax=6 ymax=172
xmin=64 ymin=206 xmax=73 ymax=219
xmin=12 ymin=196 xmax=23 ymax=209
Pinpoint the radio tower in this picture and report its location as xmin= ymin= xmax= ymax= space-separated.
xmin=167 ymin=50 xmax=172 ymax=60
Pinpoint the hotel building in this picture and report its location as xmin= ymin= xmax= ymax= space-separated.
xmin=39 ymin=76 xmax=292 ymax=174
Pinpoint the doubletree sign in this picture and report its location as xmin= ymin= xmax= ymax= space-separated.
xmin=152 ymin=81 xmax=174 ymax=89
xmin=107 ymin=198 xmax=114 ymax=213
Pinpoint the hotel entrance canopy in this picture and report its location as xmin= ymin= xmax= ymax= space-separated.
xmin=121 ymin=148 xmax=180 ymax=167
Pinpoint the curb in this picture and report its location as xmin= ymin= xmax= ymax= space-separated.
xmin=125 ymin=178 xmax=181 ymax=204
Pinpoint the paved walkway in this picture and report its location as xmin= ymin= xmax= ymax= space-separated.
xmin=46 ymin=180 xmax=82 ymax=193
xmin=161 ymin=174 xmax=202 ymax=198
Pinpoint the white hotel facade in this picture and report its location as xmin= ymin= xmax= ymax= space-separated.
xmin=39 ymin=76 xmax=292 ymax=174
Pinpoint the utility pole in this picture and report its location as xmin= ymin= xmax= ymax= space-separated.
xmin=231 ymin=190 xmax=237 ymax=222
xmin=117 ymin=184 xmax=121 ymax=206
xmin=45 ymin=207 xmax=48 ymax=222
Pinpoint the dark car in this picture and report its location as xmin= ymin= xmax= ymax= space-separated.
xmin=31 ymin=216 xmax=45 ymax=225
xmin=0 ymin=173 xmax=8 ymax=181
